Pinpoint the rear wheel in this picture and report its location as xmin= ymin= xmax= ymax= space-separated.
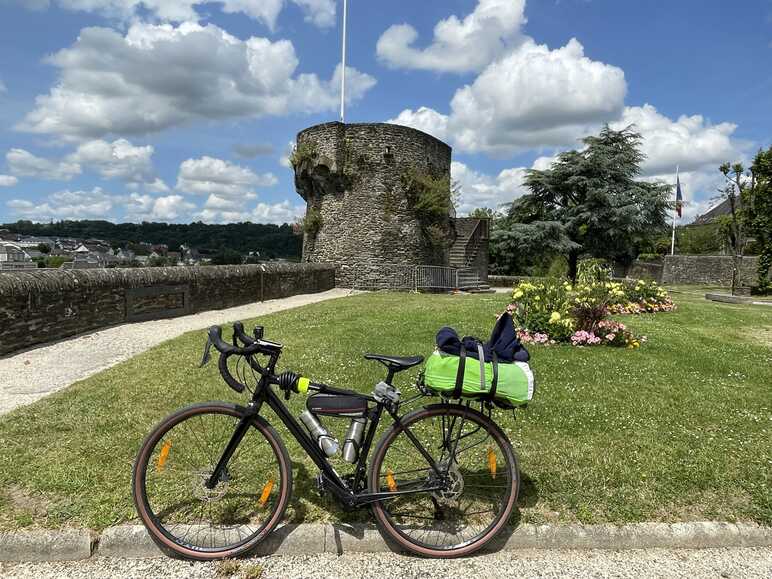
xmin=132 ymin=402 xmax=292 ymax=561
xmin=368 ymin=403 xmax=518 ymax=558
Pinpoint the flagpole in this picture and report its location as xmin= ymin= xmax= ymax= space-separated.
xmin=340 ymin=0 xmax=348 ymax=123
xmin=670 ymin=165 xmax=679 ymax=255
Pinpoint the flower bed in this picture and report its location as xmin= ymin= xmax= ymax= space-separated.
xmin=509 ymin=278 xmax=673 ymax=347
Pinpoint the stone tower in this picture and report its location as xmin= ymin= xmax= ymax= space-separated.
xmin=292 ymin=122 xmax=455 ymax=287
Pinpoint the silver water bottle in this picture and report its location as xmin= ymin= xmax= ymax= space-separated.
xmin=299 ymin=410 xmax=339 ymax=457
xmin=342 ymin=417 xmax=367 ymax=463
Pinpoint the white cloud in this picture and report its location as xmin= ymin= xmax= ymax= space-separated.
xmin=451 ymin=160 xmax=532 ymax=215
xmin=145 ymin=178 xmax=171 ymax=193
xmin=377 ymin=0 xmax=526 ymax=73
xmin=6 ymin=188 xmax=117 ymax=220
xmin=16 ymin=0 xmax=336 ymax=30
xmin=290 ymin=0 xmax=336 ymax=28
xmin=0 ymin=175 xmax=18 ymax=187
xmin=279 ymin=140 xmax=295 ymax=168
xmin=192 ymin=197 xmax=303 ymax=224
xmin=6 ymin=148 xmax=81 ymax=181
xmin=0 ymin=80 xmax=6 ymax=94
xmin=19 ymin=22 xmax=375 ymax=141
xmin=612 ymin=104 xmax=743 ymax=176
xmin=176 ymin=156 xmax=277 ymax=200
xmin=389 ymin=107 xmax=450 ymax=143
xmin=608 ymin=104 xmax=747 ymax=224
xmin=252 ymin=200 xmax=304 ymax=224
xmin=68 ymin=138 xmax=155 ymax=182
xmin=391 ymin=37 xmax=626 ymax=154
xmin=194 ymin=208 xmax=245 ymax=224
xmin=125 ymin=193 xmax=196 ymax=221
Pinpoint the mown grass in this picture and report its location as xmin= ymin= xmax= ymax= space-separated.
xmin=0 ymin=291 xmax=769 ymax=530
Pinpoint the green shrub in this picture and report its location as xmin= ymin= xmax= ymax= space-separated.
xmin=576 ymin=258 xmax=612 ymax=284
xmin=401 ymin=168 xmax=453 ymax=223
xmin=636 ymin=253 xmax=662 ymax=262
xmin=302 ymin=208 xmax=323 ymax=236
xmin=289 ymin=141 xmax=317 ymax=169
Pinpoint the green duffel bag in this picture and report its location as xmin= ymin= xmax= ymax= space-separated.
xmin=423 ymin=348 xmax=535 ymax=407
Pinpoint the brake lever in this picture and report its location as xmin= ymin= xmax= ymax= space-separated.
xmin=200 ymin=335 xmax=213 ymax=368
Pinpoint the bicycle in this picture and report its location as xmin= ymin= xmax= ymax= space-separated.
xmin=132 ymin=321 xmax=520 ymax=560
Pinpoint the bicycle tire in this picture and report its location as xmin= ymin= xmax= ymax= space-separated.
xmin=368 ymin=403 xmax=519 ymax=558
xmin=132 ymin=402 xmax=292 ymax=561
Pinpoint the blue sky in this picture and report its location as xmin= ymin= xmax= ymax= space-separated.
xmin=0 ymin=0 xmax=769 ymax=225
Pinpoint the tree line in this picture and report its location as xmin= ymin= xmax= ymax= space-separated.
xmin=1 ymin=220 xmax=302 ymax=260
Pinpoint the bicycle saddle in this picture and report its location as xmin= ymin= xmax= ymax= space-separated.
xmin=364 ymin=353 xmax=424 ymax=371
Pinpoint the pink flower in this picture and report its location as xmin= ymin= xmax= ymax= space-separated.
xmin=605 ymin=333 xmax=616 ymax=341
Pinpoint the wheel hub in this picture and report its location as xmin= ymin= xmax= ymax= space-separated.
xmin=192 ymin=469 xmax=229 ymax=503
xmin=433 ymin=461 xmax=464 ymax=506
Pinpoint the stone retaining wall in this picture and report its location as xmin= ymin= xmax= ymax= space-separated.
xmin=661 ymin=255 xmax=763 ymax=286
xmin=492 ymin=256 xmax=766 ymax=288
xmin=627 ymin=261 xmax=664 ymax=282
xmin=0 ymin=264 xmax=335 ymax=356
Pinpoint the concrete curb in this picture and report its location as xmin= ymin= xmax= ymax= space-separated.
xmin=2 ymin=522 xmax=770 ymax=561
xmin=705 ymin=292 xmax=772 ymax=306
xmin=0 ymin=529 xmax=93 ymax=561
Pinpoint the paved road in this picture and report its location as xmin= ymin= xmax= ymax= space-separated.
xmin=2 ymin=548 xmax=771 ymax=578
xmin=0 ymin=289 xmax=354 ymax=415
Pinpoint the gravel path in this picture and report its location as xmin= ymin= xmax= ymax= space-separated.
xmin=1 ymin=548 xmax=771 ymax=578
xmin=0 ymin=289 xmax=354 ymax=415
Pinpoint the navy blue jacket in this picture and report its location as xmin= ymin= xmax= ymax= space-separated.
xmin=436 ymin=312 xmax=530 ymax=363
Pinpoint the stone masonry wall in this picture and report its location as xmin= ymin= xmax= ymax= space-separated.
xmin=0 ymin=263 xmax=335 ymax=356
xmin=627 ymin=261 xmax=664 ymax=282
xmin=294 ymin=122 xmax=453 ymax=287
xmin=661 ymin=255 xmax=764 ymax=286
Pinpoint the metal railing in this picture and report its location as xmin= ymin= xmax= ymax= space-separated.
xmin=350 ymin=263 xmax=482 ymax=292
xmin=461 ymin=218 xmax=489 ymax=268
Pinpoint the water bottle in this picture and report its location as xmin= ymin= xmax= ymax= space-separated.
xmin=342 ymin=417 xmax=367 ymax=463
xmin=299 ymin=410 xmax=339 ymax=457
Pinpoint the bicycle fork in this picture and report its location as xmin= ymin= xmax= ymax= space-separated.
xmin=205 ymin=414 xmax=253 ymax=490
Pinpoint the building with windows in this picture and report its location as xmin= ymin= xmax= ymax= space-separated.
xmin=0 ymin=242 xmax=37 ymax=271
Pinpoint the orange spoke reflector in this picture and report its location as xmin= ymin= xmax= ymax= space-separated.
xmin=156 ymin=441 xmax=172 ymax=472
xmin=386 ymin=468 xmax=398 ymax=492
xmin=487 ymin=447 xmax=497 ymax=479
xmin=258 ymin=479 xmax=275 ymax=508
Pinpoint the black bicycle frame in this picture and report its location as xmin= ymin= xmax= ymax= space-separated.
xmin=206 ymin=351 xmax=445 ymax=508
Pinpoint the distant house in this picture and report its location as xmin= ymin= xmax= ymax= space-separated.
xmin=116 ymin=248 xmax=136 ymax=263
xmin=0 ymin=242 xmax=37 ymax=271
xmin=151 ymin=243 xmax=169 ymax=256
xmin=180 ymin=244 xmax=202 ymax=265
xmin=55 ymin=238 xmax=81 ymax=252
xmin=693 ymin=197 xmax=742 ymax=226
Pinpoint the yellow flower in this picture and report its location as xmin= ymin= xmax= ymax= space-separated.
xmin=549 ymin=311 xmax=561 ymax=323
xmin=513 ymin=289 xmax=524 ymax=299
xmin=534 ymin=295 xmax=540 ymax=301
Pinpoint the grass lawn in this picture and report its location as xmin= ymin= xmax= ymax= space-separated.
xmin=0 ymin=291 xmax=770 ymax=530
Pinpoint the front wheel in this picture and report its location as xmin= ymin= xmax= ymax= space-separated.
xmin=132 ymin=402 xmax=292 ymax=560
xmin=368 ymin=403 xmax=519 ymax=558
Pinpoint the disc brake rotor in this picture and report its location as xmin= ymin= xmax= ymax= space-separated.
xmin=432 ymin=461 xmax=464 ymax=506
xmin=192 ymin=469 xmax=230 ymax=503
